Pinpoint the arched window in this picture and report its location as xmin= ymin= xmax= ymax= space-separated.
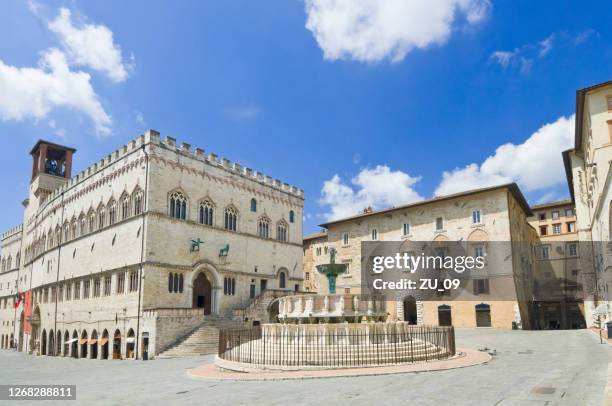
xmin=168 ymin=273 xmax=173 ymax=293
xmin=1 ymin=258 xmax=5 ymax=271
xmin=71 ymin=219 xmax=78 ymax=239
xmin=169 ymin=191 xmax=187 ymax=220
xmin=121 ymin=195 xmax=130 ymax=220
xmin=250 ymin=198 xmax=257 ymax=212
xmin=55 ymin=226 xmax=62 ymax=245
xmin=258 ymin=217 xmax=270 ymax=238
xmin=279 ymin=271 xmax=286 ymax=289
xmin=98 ymin=208 xmax=105 ymax=229
xmin=15 ymin=253 xmax=20 ymax=268
xmin=89 ymin=212 xmax=96 ymax=232
xmin=179 ymin=274 xmax=184 ymax=293
xmin=108 ymin=200 xmax=117 ymax=225
xmin=80 ymin=215 xmax=87 ymax=236
xmin=277 ymin=220 xmax=288 ymax=242
xmin=224 ymin=206 xmax=237 ymax=231
xmin=63 ymin=223 xmax=70 ymax=242
xmin=173 ymin=273 xmax=179 ymax=292
xmin=289 ymin=210 xmax=295 ymax=223
xmin=133 ymin=190 xmax=143 ymax=215
xmin=199 ymin=199 xmax=214 ymax=226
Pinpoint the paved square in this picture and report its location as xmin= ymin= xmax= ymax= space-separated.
xmin=1 ymin=329 xmax=610 ymax=405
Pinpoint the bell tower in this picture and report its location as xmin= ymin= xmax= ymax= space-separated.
xmin=30 ymin=140 xmax=76 ymax=198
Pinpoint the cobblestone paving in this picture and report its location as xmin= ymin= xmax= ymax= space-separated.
xmin=0 ymin=329 xmax=610 ymax=406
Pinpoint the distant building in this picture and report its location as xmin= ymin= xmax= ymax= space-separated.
xmin=302 ymin=231 xmax=327 ymax=292
xmin=0 ymin=131 xmax=304 ymax=358
xmin=528 ymin=200 xmax=585 ymax=329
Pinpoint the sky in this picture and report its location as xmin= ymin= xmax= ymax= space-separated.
xmin=0 ymin=0 xmax=610 ymax=235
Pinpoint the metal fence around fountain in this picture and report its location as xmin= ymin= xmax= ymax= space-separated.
xmin=218 ymin=324 xmax=456 ymax=368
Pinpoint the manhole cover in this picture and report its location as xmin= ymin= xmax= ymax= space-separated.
xmin=531 ymin=387 xmax=555 ymax=395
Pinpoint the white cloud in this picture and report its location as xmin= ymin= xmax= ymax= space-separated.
xmin=49 ymin=8 xmax=131 ymax=82
xmin=434 ymin=115 xmax=575 ymax=196
xmin=538 ymin=34 xmax=554 ymax=57
xmin=135 ymin=111 xmax=145 ymax=126
xmin=0 ymin=48 xmax=112 ymax=135
xmin=320 ymin=165 xmax=423 ymax=220
xmin=490 ymin=50 xmax=516 ymax=68
xmin=229 ymin=103 xmax=260 ymax=119
xmin=304 ymin=0 xmax=490 ymax=63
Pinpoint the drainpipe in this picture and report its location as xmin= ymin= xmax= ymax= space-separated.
xmin=134 ymin=145 xmax=149 ymax=360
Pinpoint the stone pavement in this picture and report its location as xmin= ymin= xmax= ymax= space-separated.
xmin=0 ymin=328 xmax=610 ymax=406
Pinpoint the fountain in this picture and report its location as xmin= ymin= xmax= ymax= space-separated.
xmin=215 ymin=250 xmax=456 ymax=371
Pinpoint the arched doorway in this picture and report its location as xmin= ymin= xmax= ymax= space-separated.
xmin=31 ymin=306 xmax=41 ymax=355
xmin=41 ymin=329 xmax=47 ymax=356
xmin=80 ymin=331 xmax=88 ymax=358
xmin=438 ymin=304 xmax=452 ymax=326
xmin=48 ymin=329 xmax=54 ymax=356
xmin=64 ymin=331 xmax=69 ymax=356
xmin=101 ymin=330 xmax=109 ymax=360
xmin=475 ymin=303 xmax=492 ymax=327
xmin=90 ymin=330 xmax=98 ymax=359
xmin=10 ymin=333 xmax=14 ymax=349
xmin=403 ymin=296 xmax=417 ymax=324
xmin=56 ymin=331 xmax=61 ymax=356
xmin=113 ymin=330 xmax=122 ymax=360
xmin=126 ymin=329 xmax=135 ymax=359
xmin=71 ymin=331 xmax=78 ymax=358
xmin=192 ymin=272 xmax=212 ymax=315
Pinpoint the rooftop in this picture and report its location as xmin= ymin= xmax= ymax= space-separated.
xmin=529 ymin=199 xmax=573 ymax=210
xmin=319 ymin=182 xmax=532 ymax=228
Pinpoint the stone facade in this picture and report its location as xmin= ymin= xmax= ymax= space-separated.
xmin=565 ymin=80 xmax=612 ymax=327
xmin=302 ymin=231 xmax=327 ymax=292
xmin=527 ymin=200 xmax=585 ymax=329
xmin=0 ymin=130 xmax=304 ymax=359
xmin=305 ymin=184 xmax=538 ymax=329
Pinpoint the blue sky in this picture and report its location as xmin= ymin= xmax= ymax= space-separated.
xmin=0 ymin=0 xmax=610 ymax=235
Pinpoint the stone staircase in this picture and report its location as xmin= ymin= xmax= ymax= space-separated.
xmin=233 ymin=289 xmax=311 ymax=325
xmin=157 ymin=317 xmax=244 ymax=358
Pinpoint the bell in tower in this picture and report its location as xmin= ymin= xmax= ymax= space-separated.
xmin=30 ymin=140 xmax=77 ymax=198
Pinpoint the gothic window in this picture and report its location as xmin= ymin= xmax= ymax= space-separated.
xmin=250 ymin=198 xmax=257 ymax=212
xmin=98 ymin=208 xmax=105 ymax=229
xmin=71 ymin=219 xmax=78 ymax=239
xmin=121 ymin=195 xmax=130 ymax=220
xmin=80 ymin=216 xmax=87 ymax=236
xmin=63 ymin=223 xmax=70 ymax=242
xmin=289 ymin=210 xmax=295 ymax=223
xmin=279 ymin=271 xmax=286 ymax=289
xmin=117 ymin=272 xmax=125 ymax=294
xmin=169 ymin=191 xmax=187 ymax=220
xmin=258 ymin=217 xmax=270 ymax=238
xmin=168 ymin=273 xmax=173 ymax=293
xmin=179 ymin=274 xmax=184 ymax=293
xmin=133 ymin=190 xmax=143 ymax=215
xmin=276 ymin=220 xmax=288 ymax=242
xmin=224 ymin=206 xmax=238 ymax=231
xmin=108 ymin=200 xmax=117 ymax=225
xmin=55 ymin=226 xmax=62 ymax=245
xmin=198 ymin=199 xmax=214 ymax=226
xmin=15 ymin=253 xmax=20 ymax=269
xmin=89 ymin=213 xmax=96 ymax=232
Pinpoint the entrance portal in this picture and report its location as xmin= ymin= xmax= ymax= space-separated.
xmin=403 ymin=296 xmax=418 ymax=324
xmin=192 ymin=272 xmax=212 ymax=315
